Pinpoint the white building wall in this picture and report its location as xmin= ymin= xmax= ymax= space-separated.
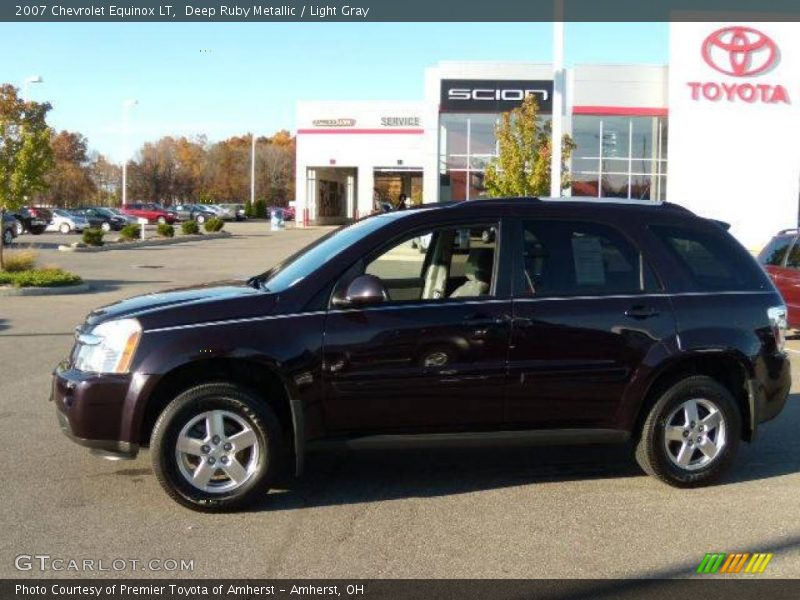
xmin=295 ymin=101 xmax=426 ymax=222
xmin=668 ymin=22 xmax=800 ymax=251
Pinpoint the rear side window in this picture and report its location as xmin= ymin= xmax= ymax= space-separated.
xmin=519 ymin=220 xmax=656 ymax=296
xmin=651 ymin=224 xmax=767 ymax=291
xmin=758 ymin=236 xmax=794 ymax=267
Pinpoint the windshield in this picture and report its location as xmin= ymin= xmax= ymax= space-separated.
xmin=256 ymin=214 xmax=398 ymax=292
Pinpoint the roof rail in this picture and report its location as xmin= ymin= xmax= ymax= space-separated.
xmin=452 ymin=196 xmax=666 ymax=207
xmin=778 ymin=228 xmax=799 ymax=235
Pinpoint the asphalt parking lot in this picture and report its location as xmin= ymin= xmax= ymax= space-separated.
xmin=2 ymin=220 xmax=800 ymax=579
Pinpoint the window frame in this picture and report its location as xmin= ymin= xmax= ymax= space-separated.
xmin=510 ymin=217 xmax=661 ymax=299
xmin=329 ymin=218 xmax=508 ymax=310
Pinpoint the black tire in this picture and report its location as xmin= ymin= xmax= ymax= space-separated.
xmin=28 ymin=226 xmax=45 ymax=235
xmin=635 ymin=375 xmax=740 ymax=488
xmin=3 ymin=228 xmax=13 ymax=245
xmin=150 ymin=382 xmax=284 ymax=512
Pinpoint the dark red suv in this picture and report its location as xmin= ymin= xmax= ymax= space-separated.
xmin=52 ymin=198 xmax=791 ymax=511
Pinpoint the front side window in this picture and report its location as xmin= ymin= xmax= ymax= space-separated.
xmin=758 ymin=236 xmax=794 ymax=267
xmin=519 ymin=220 xmax=653 ymax=296
xmin=363 ymin=223 xmax=498 ymax=303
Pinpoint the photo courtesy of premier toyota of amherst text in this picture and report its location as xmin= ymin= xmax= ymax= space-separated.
xmin=1 ymin=1 xmax=800 ymax=599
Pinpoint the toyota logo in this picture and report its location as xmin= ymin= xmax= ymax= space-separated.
xmin=702 ymin=26 xmax=779 ymax=77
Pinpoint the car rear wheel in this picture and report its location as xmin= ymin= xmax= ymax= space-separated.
xmin=196 ymin=214 xmax=206 ymax=224
xmin=635 ymin=375 xmax=740 ymax=487
xmin=151 ymin=382 xmax=284 ymax=512
xmin=59 ymin=223 xmax=71 ymax=234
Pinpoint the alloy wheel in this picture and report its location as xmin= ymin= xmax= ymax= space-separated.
xmin=175 ymin=410 xmax=260 ymax=493
xmin=663 ymin=398 xmax=727 ymax=471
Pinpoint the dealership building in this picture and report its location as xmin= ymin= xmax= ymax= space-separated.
xmin=295 ymin=22 xmax=800 ymax=250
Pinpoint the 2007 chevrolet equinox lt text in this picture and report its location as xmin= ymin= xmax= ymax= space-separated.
xmin=52 ymin=198 xmax=791 ymax=511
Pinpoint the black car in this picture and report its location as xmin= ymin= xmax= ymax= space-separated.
xmin=53 ymin=197 xmax=790 ymax=512
xmin=174 ymin=204 xmax=217 ymax=224
xmin=73 ymin=207 xmax=129 ymax=231
xmin=2 ymin=213 xmax=19 ymax=245
xmin=11 ymin=206 xmax=51 ymax=235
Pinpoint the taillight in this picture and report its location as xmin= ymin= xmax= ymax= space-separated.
xmin=29 ymin=208 xmax=37 ymax=217
xmin=767 ymin=305 xmax=788 ymax=352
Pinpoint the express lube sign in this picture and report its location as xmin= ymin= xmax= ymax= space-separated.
xmin=688 ymin=26 xmax=790 ymax=104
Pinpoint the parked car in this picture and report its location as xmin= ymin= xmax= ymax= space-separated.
xmin=121 ymin=203 xmax=177 ymax=225
xmin=53 ymin=197 xmax=790 ymax=511
xmin=46 ymin=209 xmax=89 ymax=234
xmin=174 ymin=204 xmax=217 ymax=224
xmin=10 ymin=206 xmax=51 ymax=235
xmin=218 ymin=203 xmax=247 ymax=221
xmin=206 ymin=204 xmax=236 ymax=221
xmin=73 ymin=207 xmax=129 ymax=232
xmin=104 ymin=207 xmax=139 ymax=225
xmin=2 ymin=213 xmax=19 ymax=245
xmin=758 ymin=228 xmax=800 ymax=328
xmin=267 ymin=205 xmax=295 ymax=221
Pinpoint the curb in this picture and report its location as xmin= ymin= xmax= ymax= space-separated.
xmin=0 ymin=282 xmax=91 ymax=297
xmin=58 ymin=231 xmax=231 ymax=252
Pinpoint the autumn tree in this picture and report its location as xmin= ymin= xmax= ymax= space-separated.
xmin=43 ymin=130 xmax=96 ymax=207
xmin=483 ymin=94 xmax=575 ymax=198
xmin=0 ymin=84 xmax=53 ymax=269
xmin=88 ymin=152 xmax=121 ymax=205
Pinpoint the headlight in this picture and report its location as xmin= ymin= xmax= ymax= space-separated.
xmin=767 ymin=305 xmax=788 ymax=352
xmin=74 ymin=318 xmax=142 ymax=374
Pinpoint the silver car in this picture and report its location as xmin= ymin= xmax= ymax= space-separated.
xmin=46 ymin=209 xmax=90 ymax=234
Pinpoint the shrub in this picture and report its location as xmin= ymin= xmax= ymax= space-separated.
xmin=204 ymin=217 xmax=225 ymax=232
xmin=156 ymin=223 xmax=175 ymax=238
xmin=119 ymin=224 xmax=141 ymax=241
xmin=2 ymin=250 xmax=38 ymax=272
xmin=246 ymin=199 xmax=267 ymax=219
xmin=82 ymin=228 xmax=105 ymax=246
xmin=0 ymin=268 xmax=82 ymax=288
xmin=181 ymin=220 xmax=200 ymax=235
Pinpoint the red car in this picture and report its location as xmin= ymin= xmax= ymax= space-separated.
xmin=121 ymin=203 xmax=177 ymax=224
xmin=759 ymin=228 xmax=800 ymax=328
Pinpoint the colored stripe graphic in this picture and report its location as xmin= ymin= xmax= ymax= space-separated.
xmin=697 ymin=553 xmax=726 ymax=573
xmin=745 ymin=554 xmax=773 ymax=573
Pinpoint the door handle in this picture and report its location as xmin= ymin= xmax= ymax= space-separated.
xmin=625 ymin=305 xmax=660 ymax=320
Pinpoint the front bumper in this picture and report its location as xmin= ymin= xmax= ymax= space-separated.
xmin=748 ymin=351 xmax=792 ymax=440
xmin=51 ymin=364 xmax=139 ymax=459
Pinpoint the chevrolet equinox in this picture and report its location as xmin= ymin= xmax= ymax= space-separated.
xmin=52 ymin=198 xmax=791 ymax=511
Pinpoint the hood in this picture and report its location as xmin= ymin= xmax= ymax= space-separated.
xmin=84 ymin=281 xmax=276 ymax=330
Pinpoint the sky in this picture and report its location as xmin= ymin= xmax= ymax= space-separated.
xmin=0 ymin=22 xmax=668 ymax=161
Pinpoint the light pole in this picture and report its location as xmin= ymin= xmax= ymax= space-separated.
xmin=250 ymin=132 xmax=256 ymax=208
xmin=550 ymin=1 xmax=565 ymax=198
xmin=121 ymin=99 xmax=138 ymax=206
xmin=22 ymin=75 xmax=43 ymax=100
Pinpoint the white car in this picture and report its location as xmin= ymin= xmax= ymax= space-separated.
xmin=46 ymin=209 xmax=89 ymax=234
xmin=207 ymin=204 xmax=236 ymax=220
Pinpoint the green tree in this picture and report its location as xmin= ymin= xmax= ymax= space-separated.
xmin=483 ymin=94 xmax=575 ymax=198
xmin=0 ymin=84 xmax=53 ymax=269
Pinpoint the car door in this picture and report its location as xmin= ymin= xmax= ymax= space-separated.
xmin=321 ymin=220 xmax=513 ymax=434
xmin=506 ymin=218 xmax=676 ymax=430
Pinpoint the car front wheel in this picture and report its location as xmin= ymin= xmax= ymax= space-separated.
xmin=3 ymin=229 xmax=13 ymax=245
xmin=157 ymin=216 xmax=167 ymax=225
xmin=59 ymin=223 xmax=71 ymax=234
xmin=635 ymin=375 xmax=740 ymax=488
xmin=14 ymin=222 xmax=23 ymax=236
xmin=196 ymin=214 xmax=206 ymax=224
xmin=150 ymin=382 xmax=284 ymax=512
xmin=101 ymin=222 xmax=111 ymax=232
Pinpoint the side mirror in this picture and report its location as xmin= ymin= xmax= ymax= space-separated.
xmin=334 ymin=274 xmax=389 ymax=308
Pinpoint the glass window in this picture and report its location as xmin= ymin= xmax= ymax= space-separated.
xmin=759 ymin=236 xmax=794 ymax=267
xmin=784 ymin=242 xmax=800 ymax=269
xmin=364 ymin=224 xmax=498 ymax=302
xmin=519 ymin=220 xmax=649 ymax=296
xmin=651 ymin=224 xmax=768 ymax=291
